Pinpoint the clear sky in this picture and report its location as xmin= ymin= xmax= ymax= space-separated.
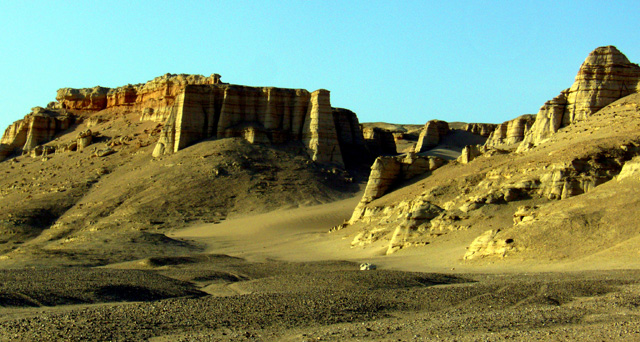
xmin=1 ymin=1 xmax=638 ymax=133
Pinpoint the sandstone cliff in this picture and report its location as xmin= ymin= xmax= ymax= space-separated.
xmin=2 ymin=74 xmax=367 ymax=168
xmin=0 ymin=107 xmax=74 ymax=161
xmin=518 ymin=46 xmax=640 ymax=150
xmin=56 ymin=73 xmax=222 ymax=122
xmin=151 ymin=85 xmax=347 ymax=167
xmin=483 ymin=114 xmax=535 ymax=148
xmin=343 ymin=90 xmax=640 ymax=259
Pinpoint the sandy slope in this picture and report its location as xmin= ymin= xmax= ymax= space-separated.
xmin=170 ymin=194 xmax=369 ymax=263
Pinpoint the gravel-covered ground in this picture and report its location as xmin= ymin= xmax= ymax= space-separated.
xmin=0 ymin=257 xmax=639 ymax=341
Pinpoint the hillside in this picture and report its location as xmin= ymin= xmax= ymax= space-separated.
xmin=340 ymin=46 xmax=640 ymax=270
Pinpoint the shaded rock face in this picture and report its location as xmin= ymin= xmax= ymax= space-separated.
xmin=484 ymin=115 xmax=535 ymax=148
xmin=332 ymin=108 xmax=370 ymax=168
xmin=415 ymin=120 xmax=449 ymax=153
xmin=463 ymin=123 xmax=498 ymax=137
xmin=519 ymin=46 xmax=640 ymax=150
xmin=0 ymin=109 xmax=74 ymax=161
xmin=362 ymin=127 xmax=397 ymax=156
xmin=152 ymin=85 xmax=345 ymax=167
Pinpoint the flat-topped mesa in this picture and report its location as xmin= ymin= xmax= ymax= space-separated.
xmin=484 ymin=114 xmax=535 ymax=148
xmin=518 ymin=46 xmax=640 ymax=151
xmin=152 ymin=84 xmax=348 ymax=167
xmin=55 ymin=73 xmax=223 ymax=122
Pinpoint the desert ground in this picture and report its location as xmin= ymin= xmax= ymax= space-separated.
xmin=1 ymin=193 xmax=640 ymax=341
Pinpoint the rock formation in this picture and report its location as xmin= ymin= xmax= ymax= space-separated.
xmin=347 ymin=152 xmax=445 ymax=225
xmin=2 ymin=73 xmax=367 ymax=168
xmin=457 ymin=145 xmax=482 ymax=164
xmin=152 ymin=85 xmax=346 ymax=166
xmin=332 ymin=108 xmax=370 ymax=168
xmin=414 ymin=120 xmax=449 ymax=153
xmin=56 ymin=74 xmax=223 ymax=123
xmin=359 ymin=153 xmax=445 ymax=204
xmin=483 ymin=115 xmax=535 ymax=148
xmin=0 ymin=107 xmax=74 ymax=161
xmin=518 ymin=46 xmax=640 ymax=150
xmin=362 ymin=127 xmax=397 ymax=156
xmin=463 ymin=123 xmax=498 ymax=137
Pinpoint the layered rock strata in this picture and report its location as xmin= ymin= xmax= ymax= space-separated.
xmin=3 ymin=74 xmax=364 ymax=167
xmin=152 ymin=85 xmax=346 ymax=166
xmin=518 ymin=46 xmax=640 ymax=150
xmin=457 ymin=145 xmax=482 ymax=164
xmin=414 ymin=120 xmax=449 ymax=153
xmin=0 ymin=107 xmax=74 ymax=161
xmin=56 ymin=73 xmax=223 ymax=122
xmin=484 ymin=115 xmax=535 ymax=148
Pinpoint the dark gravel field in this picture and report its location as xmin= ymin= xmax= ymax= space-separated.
xmin=0 ymin=257 xmax=639 ymax=341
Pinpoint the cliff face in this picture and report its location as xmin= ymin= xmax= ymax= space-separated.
xmin=152 ymin=85 xmax=346 ymax=166
xmin=56 ymin=73 xmax=222 ymax=122
xmin=1 ymin=74 xmax=366 ymax=168
xmin=484 ymin=115 xmax=535 ymax=148
xmin=519 ymin=46 xmax=640 ymax=150
xmin=0 ymin=108 xmax=74 ymax=161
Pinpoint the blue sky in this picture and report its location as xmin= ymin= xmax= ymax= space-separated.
xmin=1 ymin=1 xmax=638 ymax=133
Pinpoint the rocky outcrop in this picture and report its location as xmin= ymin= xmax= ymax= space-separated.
xmin=457 ymin=145 xmax=482 ymax=164
xmin=484 ymin=115 xmax=535 ymax=148
xmin=414 ymin=120 xmax=449 ymax=153
xmin=76 ymin=129 xmax=93 ymax=150
xmin=362 ymin=127 xmax=397 ymax=156
xmin=347 ymin=153 xmax=445 ymax=225
xmin=3 ymin=74 xmax=365 ymax=167
xmin=56 ymin=73 xmax=223 ymax=122
xmin=360 ymin=153 xmax=445 ymax=204
xmin=463 ymin=123 xmax=498 ymax=137
xmin=0 ymin=107 xmax=74 ymax=161
xmin=463 ymin=229 xmax=515 ymax=260
xmin=519 ymin=46 xmax=640 ymax=150
xmin=56 ymin=87 xmax=110 ymax=111
xmin=332 ymin=108 xmax=370 ymax=168
xmin=152 ymin=85 xmax=345 ymax=166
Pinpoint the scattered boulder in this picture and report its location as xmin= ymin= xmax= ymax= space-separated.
xmin=76 ymin=129 xmax=93 ymax=150
xmin=359 ymin=263 xmax=377 ymax=270
xmin=93 ymin=147 xmax=115 ymax=158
